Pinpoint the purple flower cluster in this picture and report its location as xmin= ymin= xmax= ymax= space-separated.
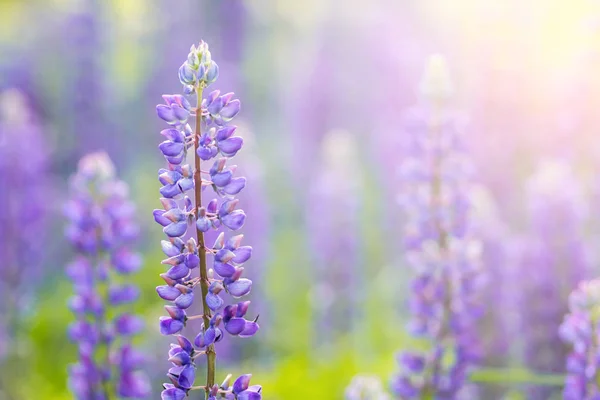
xmin=560 ymin=280 xmax=600 ymax=400
xmin=154 ymin=40 xmax=261 ymax=400
xmin=65 ymin=152 xmax=150 ymax=399
xmin=519 ymin=160 xmax=591 ymax=398
xmin=307 ymin=130 xmax=362 ymax=345
xmin=390 ymin=55 xmax=484 ymax=399
xmin=0 ymin=88 xmax=48 ymax=360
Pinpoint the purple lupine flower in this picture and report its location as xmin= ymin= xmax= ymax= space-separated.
xmin=65 ymin=152 xmax=150 ymax=399
xmin=307 ymin=129 xmax=363 ymax=347
xmin=560 ymin=280 xmax=600 ymax=400
xmin=518 ymin=160 xmax=591 ymax=399
xmin=390 ymin=55 xmax=484 ymax=399
xmin=469 ymin=186 xmax=514 ymax=398
xmin=345 ymin=376 xmax=391 ymax=400
xmin=0 ymin=88 xmax=49 ymax=360
xmin=154 ymin=41 xmax=261 ymax=400
xmin=202 ymin=124 xmax=269 ymax=365
xmin=63 ymin=1 xmax=114 ymax=157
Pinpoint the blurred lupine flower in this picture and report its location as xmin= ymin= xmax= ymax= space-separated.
xmin=390 ymin=55 xmax=484 ymax=399
xmin=0 ymin=88 xmax=49 ymax=360
xmin=307 ymin=129 xmax=363 ymax=348
xmin=345 ymin=375 xmax=391 ymax=400
xmin=469 ymin=186 xmax=514 ymax=398
xmin=154 ymin=41 xmax=261 ymax=400
xmin=65 ymin=152 xmax=150 ymax=399
xmin=560 ymin=280 xmax=600 ymax=400
xmin=64 ymin=1 xmax=112 ymax=156
xmin=518 ymin=160 xmax=591 ymax=399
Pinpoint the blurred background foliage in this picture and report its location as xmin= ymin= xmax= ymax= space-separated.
xmin=2 ymin=0 xmax=600 ymax=399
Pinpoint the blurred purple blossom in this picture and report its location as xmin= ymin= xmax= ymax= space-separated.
xmin=391 ymin=55 xmax=484 ymax=398
xmin=65 ymin=152 xmax=150 ymax=399
xmin=307 ymin=129 xmax=362 ymax=348
xmin=560 ymin=279 xmax=600 ymax=400
xmin=0 ymin=88 xmax=50 ymax=360
xmin=517 ymin=160 xmax=591 ymax=399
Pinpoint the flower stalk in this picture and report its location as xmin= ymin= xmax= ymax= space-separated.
xmin=155 ymin=40 xmax=261 ymax=400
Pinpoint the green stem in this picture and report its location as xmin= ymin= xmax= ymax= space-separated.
xmin=194 ymin=85 xmax=216 ymax=393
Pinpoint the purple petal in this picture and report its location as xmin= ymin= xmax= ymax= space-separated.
xmin=157 ymin=105 xmax=177 ymax=124
xmin=108 ymin=285 xmax=140 ymax=305
xmin=113 ymin=250 xmax=142 ymax=274
xmin=220 ymin=99 xmax=241 ymax=120
xmin=194 ymin=331 xmax=205 ymax=348
xmin=197 ymin=145 xmax=217 ymax=161
xmin=212 ymin=170 xmax=233 ymax=187
xmin=160 ymin=129 xmax=185 ymax=143
xmin=160 ymin=184 xmax=181 ymax=198
xmin=165 ymin=305 xmax=186 ymax=320
xmin=176 ymin=335 xmax=194 ymax=353
xmin=233 ymin=374 xmax=252 ymax=394
xmin=207 ymin=199 xmax=218 ymax=214
xmin=159 ymin=141 xmax=184 ymax=157
xmin=223 ymin=177 xmax=246 ymax=195
xmin=168 ymin=351 xmax=191 ymax=366
xmin=218 ymin=136 xmax=243 ymax=157
xmin=232 ymin=246 xmax=252 ymax=264
xmin=213 ymin=232 xmax=225 ymax=249
xmin=238 ymin=391 xmax=262 ymax=400
xmin=159 ymin=317 xmax=184 ymax=335
xmin=223 ymin=304 xmax=238 ymax=321
xmin=207 ymin=96 xmax=224 ymax=115
xmin=166 ymin=153 xmax=185 ymax=165
xmin=216 ymin=126 xmax=236 ymax=141
xmin=117 ymin=372 xmax=151 ymax=398
xmin=177 ymin=177 xmax=194 ymax=193
xmin=214 ymin=261 xmax=236 ymax=278
xmin=175 ymin=292 xmax=194 ymax=309
xmin=161 ymin=387 xmax=186 ymax=400
xmin=68 ymin=321 xmax=99 ymax=343
xmin=196 ymin=216 xmax=212 ymax=233
xmin=164 ymin=221 xmax=188 ymax=238
xmin=185 ymin=253 xmax=199 ymax=269
xmin=165 ymin=264 xmax=190 ymax=280
xmin=227 ymin=278 xmax=252 ymax=297
xmin=215 ymin=249 xmax=236 ymax=263
xmin=118 ymin=344 xmax=146 ymax=371
xmin=225 ymin=317 xmax=246 ymax=335
xmin=156 ymin=285 xmax=181 ymax=301
xmin=206 ymin=292 xmax=223 ymax=311
xmin=153 ymin=209 xmax=170 ymax=227
xmin=236 ymin=301 xmax=250 ymax=317
xmin=204 ymin=327 xmax=216 ymax=346
xmin=206 ymin=61 xmax=219 ymax=83
xmin=115 ymin=314 xmax=144 ymax=336
xmin=239 ymin=321 xmax=259 ymax=338
xmin=161 ymin=239 xmax=183 ymax=257
xmin=178 ymin=365 xmax=195 ymax=389
xmin=221 ymin=210 xmax=246 ymax=231
xmin=171 ymin=104 xmax=190 ymax=123
xmin=178 ymin=63 xmax=197 ymax=85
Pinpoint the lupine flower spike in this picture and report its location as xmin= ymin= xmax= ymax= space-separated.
xmin=560 ymin=280 xmax=600 ymax=400
xmin=65 ymin=152 xmax=150 ymax=399
xmin=390 ymin=55 xmax=484 ymax=399
xmin=518 ymin=160 xmax=591 ymax=399
xmin=154 ymin=40 xmax=261 ymax=400
xmin=0 ymin=89 xmax=49 ymax=361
